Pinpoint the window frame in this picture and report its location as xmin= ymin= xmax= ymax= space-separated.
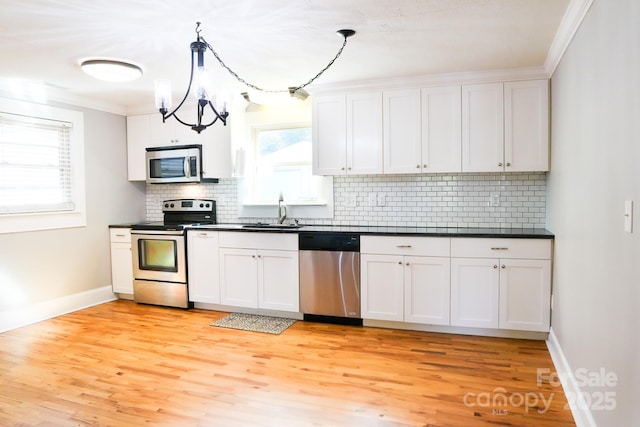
xmin=236 ymin=115 xmax=333 ymax=220
xmin=0 ymin=97 xmax=86 ymax=234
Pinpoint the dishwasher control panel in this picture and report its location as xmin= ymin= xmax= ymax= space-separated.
xmin=298 ymin=232 xmax=360 ymax=251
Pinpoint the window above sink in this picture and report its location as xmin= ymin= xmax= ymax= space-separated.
xmin=236 ymin=103 xmax=333 ymax=220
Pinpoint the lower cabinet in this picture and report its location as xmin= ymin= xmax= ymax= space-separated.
xmin=450 ymin=238 xmax=552 ymax=332
xmin=361 ymin=236 xmax=451 ymax=325
xmin=187 ymin=230 xmax=220 ymax=304
xmin=218 ymin=232 xmax=299 ymax=313
xmin=109 ymin=228 xmax=133 ymax=294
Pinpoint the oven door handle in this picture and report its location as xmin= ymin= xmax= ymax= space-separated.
xmin=131 ymin=229 xmax=185 ymax=236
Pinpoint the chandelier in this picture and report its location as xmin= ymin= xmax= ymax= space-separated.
xmin=154 ymin=22 xmax=356 ymax=133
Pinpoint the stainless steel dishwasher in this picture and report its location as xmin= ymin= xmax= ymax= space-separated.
xmin=299 ymin=232 xmax=361 ymax=325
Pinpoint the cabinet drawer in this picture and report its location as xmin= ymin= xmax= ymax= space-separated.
xmin=361 ymin=235 xmax=450 ymax=256
xmin=109 ymin=228 xmax=131 ymax=243
xmin=219 ymin=232 xmax=297 ymax=251
xmin=451 ymin=238 xmax=551 ymax=259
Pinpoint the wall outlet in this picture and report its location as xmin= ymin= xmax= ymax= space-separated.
xmin=490 ymin=192 xmax=500 ymax=207
xmin=368 ymin=192 xmax=377 ymax=207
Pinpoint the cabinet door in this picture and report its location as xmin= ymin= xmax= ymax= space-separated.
xmin=383 ymin=89 xmax=422 ymax=174
xmin=258 ymin=250 xmax=299 ymax=312
xmin=421 ymin=86 xmax=462 ymax=173
xmin=347 ymin=92 xmax=383 ymax=174
xmin=504 ymin=80 xmax=549 ymax=172
xmin=404 ymin=256 xmax=451 ymax=325
xmin=110 ymin=241 xmax=133 ymax=294
xmin=126 ymin=115 xmax=150 ymax=181
xmin=312 ymin=94 xmax=347 ymax=175
xmin=187 ymin=231 xmax=220 ymax=304
xmin=361 ymin=254 xmax=404 ymax=321
xmin=499 ymin=259 xmax=551 ymax=332
xmin=219 ymin=248 xmax=258 ymax=308
xmin=201 ymin=122 xmax=232 ymax=179
xmin=450 ymin=258 xmax=499 ymax=328
xmin=462 ymin=83 xmax=504 ymax=172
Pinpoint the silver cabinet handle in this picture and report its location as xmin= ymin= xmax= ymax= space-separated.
xmin=498 ymin=162 xmax=503 ymax=167
xmin=398 ymin=261 xmax=402 ymax=265
xmin=501 ymin=265 xmax=506 ymax=269
xmin=416 ymin=164 xmax=420 ymax=168
xmin=115 ymin=234 xmax=126 ymax=237
xmin=396 ymin=245 xmax=412 ymax=248
xmin=405 ymin=262 xmax=410 ymax=266
xmin=493 ymin=265 xmax=498 ymax=269
xmin=506 ymin=162 xmax=511 ymax=167
xmin=423 ymin=164 xmax=427 ymax=168
xmin=491 ymin=247 xmax=509 ymax=251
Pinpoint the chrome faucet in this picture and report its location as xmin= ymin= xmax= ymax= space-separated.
xmin=277 ymin=192 xmax=287 ymax=224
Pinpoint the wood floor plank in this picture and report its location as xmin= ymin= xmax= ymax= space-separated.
xmin=0 ymin=300 xmax=575 ymax=426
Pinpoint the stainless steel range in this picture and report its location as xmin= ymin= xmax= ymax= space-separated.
xmin=131 ymin=199 xmax=216 ymax=308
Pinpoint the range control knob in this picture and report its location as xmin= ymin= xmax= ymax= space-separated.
xmin=200 ymin=203 xmax=204 ymax=208
xmin=164 ymin=203 xmax=169 ymax=208
xmin=170 ymin=203 xmax=175 ymax=208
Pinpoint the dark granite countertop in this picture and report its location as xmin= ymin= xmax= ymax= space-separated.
xmin=190 ymin=224 xmax=554 ymax=239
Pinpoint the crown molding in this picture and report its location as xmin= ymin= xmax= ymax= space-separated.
xmin=544 ymin=0 xmax=595 ymax=76
xmin=308 ymin=66 xmax=549 ymax=95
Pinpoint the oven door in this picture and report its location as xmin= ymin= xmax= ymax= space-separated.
xmin=131 ymin=230 xmax=186 ymax=283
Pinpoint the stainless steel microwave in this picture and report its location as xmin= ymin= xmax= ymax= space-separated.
xmin=145 ymin=144 xmax=202 ymax=184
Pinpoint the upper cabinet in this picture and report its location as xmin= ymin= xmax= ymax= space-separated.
xmin=462 ymin=80 xmax=549 ymax=172
xmin=312 ymin=92 xmax=383 ymax=175
xmin=382 ymin=89 xmax=422 ymax=174
xmin=126 ymin=110 xmax=232 ymax=181
xmin=383 ymin=86 xmax=462 ymax=174
xmin=504 ymin=80 xmax=550 ymax=172
xmin=312 ymin=78 xmax=549 ymax=176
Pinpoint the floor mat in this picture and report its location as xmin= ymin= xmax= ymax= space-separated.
xmin=210 ymin=313 xmax=296 ymax=334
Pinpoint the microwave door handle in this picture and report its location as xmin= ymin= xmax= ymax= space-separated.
xmin=184 ymin=157 xmax=190 ymax=177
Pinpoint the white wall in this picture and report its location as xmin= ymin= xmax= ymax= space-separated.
xmin=547 ymin=0 xmax=640 ymax=425
xmin=0 ymin=102 xmax=145 ymax=318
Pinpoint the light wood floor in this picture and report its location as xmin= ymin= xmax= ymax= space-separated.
xmin=0 ymin=300 xmax=574 ymax=427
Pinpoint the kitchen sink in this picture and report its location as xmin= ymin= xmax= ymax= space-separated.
xmin=241 ymin=223 xmax=303 ymax=229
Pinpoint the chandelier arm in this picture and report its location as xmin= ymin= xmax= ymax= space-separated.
xmin=164 ymin=46 xmax=198 ymax=125
xmin=200 ymin=33 xmax=350 ymax=93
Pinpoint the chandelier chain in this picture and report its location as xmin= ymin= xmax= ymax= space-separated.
xmin=200 ymin=35 xmax=350 ymax=94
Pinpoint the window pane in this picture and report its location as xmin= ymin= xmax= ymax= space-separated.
xmin=0 ymin=113 xmax=73 ymax=214
xmin=254 ymin=127 xmax=319 ymax=203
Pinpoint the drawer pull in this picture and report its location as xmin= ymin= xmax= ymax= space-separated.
xmin=491 ymin=247 xmax=509 ymax=251
xmin=396 ymin=245 xmax=412 ymax=248
xmin=115 ymin=234 xmax=126 ymax=238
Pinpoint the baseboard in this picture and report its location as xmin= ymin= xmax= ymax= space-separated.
xmin=0 ymin=285 xmax=117 ymax=333
xmin=546 ymin=327 xmax=597 ymax=427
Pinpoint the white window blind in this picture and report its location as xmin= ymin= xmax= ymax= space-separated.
xmin=0 ymin=113 xmax=74 ymax=214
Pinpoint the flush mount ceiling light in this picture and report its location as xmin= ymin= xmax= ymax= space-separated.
xmin=155 ymin=22 xmax=356 ymax=133
xmin=80 ymin=59 xmax=143 ymax=82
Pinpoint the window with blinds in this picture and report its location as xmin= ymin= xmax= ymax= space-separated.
xmin=0 ymin=113 xmax=74 ymax=214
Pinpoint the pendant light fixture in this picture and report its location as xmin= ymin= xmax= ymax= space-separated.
xmin=155 ymin=23 xmax=355 ymax=133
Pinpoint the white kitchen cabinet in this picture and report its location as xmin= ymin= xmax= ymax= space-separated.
xmin=218 ymin=232 xmax=299 ymax=313
xmin=450 ymin=238 xmax=552 ymax=332
xmin=383 ymin=88 xmax=422 ymax=174
xmin=219 ymin=247 xmax=259 ymax=308
xmin=126 ymin=111 xmax=232 ymax=181
xmin=109 ymin=228 xmax=133 ymax=294
xmin=361 ymin=254 xmax=404 ymax=321
xmin=461 ymin=82 xmax=504 ymax=172
xmin=312 ymin=92 xmax=382 ymax=175
xmin=187 ymin=230 xmax=220 ymax=304
xmin=462 ymin=80 xmax=549 ymax=173
xmin=361 ymin=236 xmax=450 ymax=325
xmin=498 ymin=258 xmax=551 ymax=331
xmin=450 ymin=257 xmax=500 ymax=328
xmin=420 ymin=85 xmax=462 ymax=172
xmin=504 ymin=79 xmax=549 ymax=172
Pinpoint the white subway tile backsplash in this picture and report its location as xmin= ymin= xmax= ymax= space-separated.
xmin=145 ymin=172 xmax=547 ymax=228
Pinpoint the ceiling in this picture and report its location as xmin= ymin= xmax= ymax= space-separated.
xmin=0 ymin=0 xmax=571 ymax=114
